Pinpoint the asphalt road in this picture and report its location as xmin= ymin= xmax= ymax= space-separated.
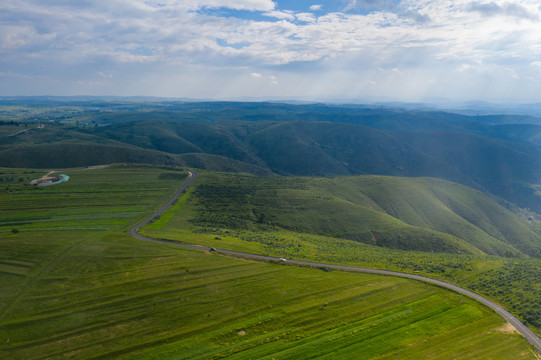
xmin=129 ymin=170 xmax=541 ymax=354
xmin=129 ymin=170 xmax=197 ymax=241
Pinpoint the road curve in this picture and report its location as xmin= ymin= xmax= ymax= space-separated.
xmin=129 ymin=170 xmax=198 ymax=242
xmin=129 ymin=170 xmax=541 ymax=354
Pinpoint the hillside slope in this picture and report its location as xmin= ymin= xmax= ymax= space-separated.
xmin=189 ymin=173 xmax=541 ymax=257
xmin=91 ymin=120 xmax=541 ymax=210
xmin=0 ymin=124 xmax=269 ymax=173
xmin=4 ymin=116 xmax=541 ymax=212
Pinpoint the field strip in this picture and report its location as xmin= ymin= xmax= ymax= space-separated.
xmin=44 ymin=164 xmax=111 ymax=175
xmin=130 ymin=170 xmax=541 ymax=354
xmin=0 ymin=235 xmax=90 ymax=324
xmin=7 ymin=128 xmax=32 ymax=137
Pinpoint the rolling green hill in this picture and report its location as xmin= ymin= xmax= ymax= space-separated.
xmin=90 ymin=119 xmax=541 ymax=212
xmin=0 ymin=143 xmax=177 ymax=169
xmin=3 ymin=103 xmax=541 ymax=213
xmin=142 ymin=169 xmax=541 ymax=330
xmin=0 ymin=124 xmax=269 ymax=173
xmin=175 ymin=153 xmax=272 ymax=176
xmin=183 ymin=172 xmax=541 ymax=257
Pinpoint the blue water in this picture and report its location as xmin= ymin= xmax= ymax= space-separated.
xmin=37 ymin=174 xmax=70 ymax=186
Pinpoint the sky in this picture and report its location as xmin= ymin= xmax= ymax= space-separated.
xmin=2 ymin=0 xmax=541 ymax=103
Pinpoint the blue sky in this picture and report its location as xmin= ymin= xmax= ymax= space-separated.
xmin=1 ymin=0 xmax=541 ymax=103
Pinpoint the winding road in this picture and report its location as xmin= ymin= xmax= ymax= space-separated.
xmin=129 ymin=170 xmax=541 ymax=354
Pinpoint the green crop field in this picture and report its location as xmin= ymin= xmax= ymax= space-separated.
xmin=143 ymin=171 xmax=541 ymax=333
xmin=0 ymin=166 xmax=539 ymax=359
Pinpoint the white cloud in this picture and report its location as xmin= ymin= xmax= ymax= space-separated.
xmin=77 ymin=80 xmax=104 ymax=86
xmin=468 ymin=1 xmax=539 ymax=21
xmin=97 ymin=71 xmax=115 ymax=78
xmin=251 ymin=72 xmax=262 ymax=78
xmin=269 ymin=75 xmax=278 ymax=84
xmin=296 ymin=12 xmax=316 ymax=23
xmin=2 ymin=0 xmax=541 ymax=101
xmin=263 ymin=10 xmax=296 ymax=21
xmin=457 ymin=64 xmax=471 ymax=72
xmin=7 ymin=0 xmax=540 ymax=69
xmin=193 ymin=0 xmax=276 ymax=11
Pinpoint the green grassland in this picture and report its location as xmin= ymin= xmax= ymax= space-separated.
xmin=143 ymin=171 xmax=541 ymax=332
xmin=4 ymin=106 xmax=541 ymax=213
xmin=1 ymin=166 xmax=538 ymax=359
xmin=151 ymin=172 xmax=541 ymax=257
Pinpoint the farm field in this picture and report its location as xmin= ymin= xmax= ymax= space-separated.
xmin=0 ymin=166 xmax=539 ymax=358
xmin=0 ymin=167 xmax=536 ymax=359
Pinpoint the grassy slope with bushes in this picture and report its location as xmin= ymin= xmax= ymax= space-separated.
xmin=0 ymin=166 xmax=538 ymax=359
xmin=143 ymin=171 xmax=541 ymax=331
xmin=178 ymin=172 xmax=541 ymax=257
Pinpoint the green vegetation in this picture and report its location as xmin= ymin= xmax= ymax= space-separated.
xmin=3 ymin=101 xmax=541 ymax=212
xmin=0 ymin=166 xmax=185 ymax=233
xmin=143 ymin=171 xmax=541 ymax=332
xmin=2 ymin=100 xmax=541 ymax=356
xmin=1 ymin=166 xmax=538 ymax=359
xmin=165 ymin=172 xmax=541 ymax=257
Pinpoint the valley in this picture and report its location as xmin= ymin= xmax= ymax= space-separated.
xmin=5 ymin=0 xmax=541 ymax=357
xmin=1 ymin=101 xmax=541 ymax=359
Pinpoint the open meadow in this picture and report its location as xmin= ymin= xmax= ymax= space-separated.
xmin=143 ymin=171 xmax=541 ymax=334
xmin=0 ymin=166 xmax=538 ymax=359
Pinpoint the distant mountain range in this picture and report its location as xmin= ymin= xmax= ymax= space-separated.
xmin=3 ymin=96 xmax=541 ymax=117
xmin=2 ymin=101 xmax=541 ymax=214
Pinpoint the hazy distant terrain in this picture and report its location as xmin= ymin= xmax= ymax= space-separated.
xmin=2 ymin=100 xmax=541 ymax=213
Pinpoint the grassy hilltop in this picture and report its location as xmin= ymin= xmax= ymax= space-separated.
xmin=0 ymin=166 xmax=538 ymax=359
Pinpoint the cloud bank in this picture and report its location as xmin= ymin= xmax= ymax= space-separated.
xmin=1 ymin=0 xmax=541 ymax=102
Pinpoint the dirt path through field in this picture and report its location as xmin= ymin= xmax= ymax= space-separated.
xmin=31 ymin=165 xmax=110 ymax=185
xmin=29 ymin=171 xmax=59 ymax=185
xmin=7 ymin=128 xmax=32 ymax=137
